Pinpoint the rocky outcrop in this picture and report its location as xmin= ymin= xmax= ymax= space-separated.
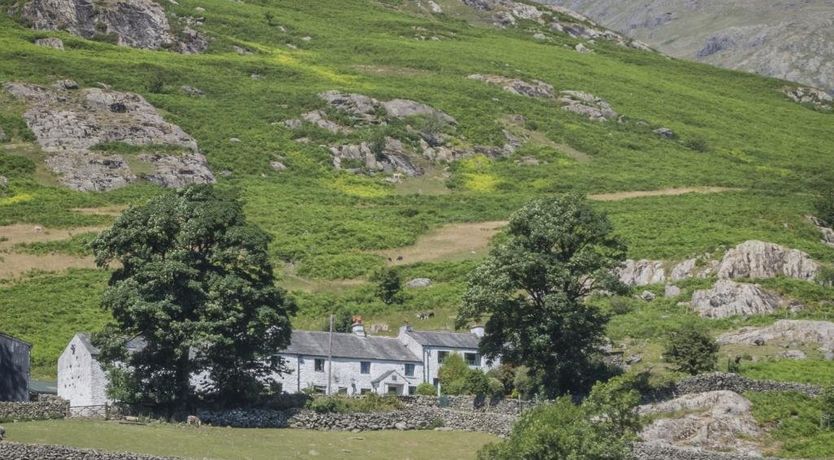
xmin=632 ymin=443 xmax=778 ymax=460
xmin=0 ymin=442 xmax=178 ymax=460
xmin=4 ymin=81 xmax=213 ymax=191
xmin=809 ymin=216 xmax=834 ymax=248
xmin=718 ymin=320 xmax=834 ymax=352
xmin=20 ymin=0 xmax=207 ymax=53
xmin=619 ymin=259 xmax=665 ymax=286
xmin=558 ymin=90 xmax=618 ymax=121
xmin=638 ymin=391 xmax=762 ymax=456
xmin=690 ymin=280 xmax=783 ymax=319
xmin=717 ymin=240 xmax=819 ymax=281
xmin=462 ymin=0 xmax=651 ymax=50
xmin=670 ymin=258 xmax=718 ymax=281
xmin=137 ymin=154 xmax=215 ymax=188
xmin=784 ymin=86 xmax=833 ymax=110
xmin=406 ymin=278 xmax=432 ymax=288
xmin=467 ymin=74 xmax=554 ymax=98
xmin=34 ymin=37 xmax=64 ymax=49
xmin=330 ymin=137 xmax=422 ymax=177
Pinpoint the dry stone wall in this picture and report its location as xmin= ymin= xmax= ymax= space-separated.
xmin=0 ymin=442 xmax=178 ymax=460
xmin=649 ymin=373 xmax=821 ymax=402
xmin=0 ymin=397 xmax=68 ymax=422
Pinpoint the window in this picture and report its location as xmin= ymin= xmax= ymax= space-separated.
xmin=464 ymin=353 xmax=481 ymax=366
xmin=387 ymin=385 xmax=401 ymax=395
xmin=360 ymin=361 xmax=371 ymax=374
xmin=313 ymin=385 xmax=326 ymax=394
xmin=337 ymin=387 xmax=348 ymax=394
xmin=437 ymin=351 xmax=449 ymax=364
xmin=360 ymin=388 xmax=372 ymax=395
xmin=405 ymin=363 xmax=415 ymax=377
xmin=408 ymin=386 xmax=417 ymax=395
xmin=433 ymin=378 xmax=439 ymax=386
xmin=314 ymin=358 xmax=325 ymax=372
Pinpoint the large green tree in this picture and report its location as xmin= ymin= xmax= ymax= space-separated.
xmin=457 ymin=195 xmax=626 ymax=397
xmin=92 ymin=185 xmax=295 ymax=409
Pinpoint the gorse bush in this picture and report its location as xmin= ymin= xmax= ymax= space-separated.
xmin=815 ymin=188 xmax=834 ymax=227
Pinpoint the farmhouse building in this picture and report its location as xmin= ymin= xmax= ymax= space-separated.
xmin=57 ymin=321 xmax=496 ymax=406
xmin=273 ymin=322 xmax=496 ymax=396
xmin=0 ymin=332 xmax=31 ymax=402
xmin=57 ymin=333 xmax=145 ymax=408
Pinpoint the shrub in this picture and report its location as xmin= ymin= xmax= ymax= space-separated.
xmin=478 ymin=378 xmax=640 ymax=460
xmin=416 ymin=383 xmax=437 ymax=396
xmin=815 ymin=188 xmax=834 ymax=227
xmin=664 ymin=326 xmax=719 ymax=375
xmin=371 ymin=267 xmax=404 ymax=305
xmin=685 ymin=137 xmax=709 ymax=152
xmin=822 ymin=386 xmax=834 ymax=430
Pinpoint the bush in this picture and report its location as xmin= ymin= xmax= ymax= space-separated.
xmin=416 ymin=383 xmax=437 ymax=396
xmin=822 ymin=386 xmax=834 ymax=430
xmin=685 ymin=137 xmax=709 ymax=152
xmin=664 ymin=326 xmax=719 ymax=375
xmin=815 ymin=188 xmax=834 ymax=227
xmin=438 ymin=353 xmax=493 ymax=396
xmin=371 ymin=267 xmax=404 ymax=305
xmin=478 ymin=378 xmax=640 ymax=460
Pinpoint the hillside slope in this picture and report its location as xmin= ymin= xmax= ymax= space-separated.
xmin=0 ymin=5 xmax=833 ymax=454
xmin=540 ymin=0 xmax=834 ymax=93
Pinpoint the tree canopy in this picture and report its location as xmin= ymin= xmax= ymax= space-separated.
xmin=664 ymin=326 xmax=719 ymax=375
xmin=457 ymin=194 xmax=626 ymax=397
xmin=92 ymin=185 xmax=295 ymax=409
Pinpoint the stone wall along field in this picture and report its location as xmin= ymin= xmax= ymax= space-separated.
xmin=0 ymin=442 xmax=179 ymax=460
xmin=632 ymin=443 xmax=779 ymax=460
xmin=0 ymin=397 xmax=69 ymax=422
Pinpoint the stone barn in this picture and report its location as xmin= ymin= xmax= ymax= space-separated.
xmin=0 ymin=332 xmax=32 ymax=402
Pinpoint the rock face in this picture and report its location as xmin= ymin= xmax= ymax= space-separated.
xmin=467 ymin=74 xmax=555 ymax=98
xmin=4 ymin=81 xmax=213 ymax=191
xmin=784 ymin=86 xmax=833 ymax=110
xmin=718 ymin=320 xmax=834 ymax=352
xmin=670 ymin=258 xmax=718 ymax=281
xmin=717 ymin=240 xmax=818 ymax=281
xmin=20 ymin=0 xmax=207 ymax=53
xmin=330 ymin=138 xmax=422 ymax=177
xmin=619 ymin=259 xmax=665 ymax=286
xmin=638 ymin=391 xmax=762 ymax=456
xmin=690 ymin=280 xmax=782 ymax=319
xmin=538 ymin=0 xmax=834 ymax=93
xmin=558 ymin=90 xmax=618 ymax=121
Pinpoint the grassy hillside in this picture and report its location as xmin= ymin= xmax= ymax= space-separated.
xmin=0 ymin=0 xmax=833 ymax=399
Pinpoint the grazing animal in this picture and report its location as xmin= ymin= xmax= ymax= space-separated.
xmin=416 ymin=311 xmax=435 ymax=320
xmin=396 ymin=256 xmax=403 ymax=261
xmin=33 ymin=225 xmax=44 ymax=233
xmin=187 ymin=415 xmax=201 ymax=427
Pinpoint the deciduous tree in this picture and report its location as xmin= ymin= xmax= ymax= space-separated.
xmin=457 ymin=194 xmax=626 ymax=396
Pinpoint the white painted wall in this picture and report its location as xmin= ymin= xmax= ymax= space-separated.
xmin=421 ymin=347 xmax=499 ymax=385
xmin=274 ymin=355 xmax=423 ymax=395
xmin=57 ymin=334 xmax=109 ymax=407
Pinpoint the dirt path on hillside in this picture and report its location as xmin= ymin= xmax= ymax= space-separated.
xmin=588 ymin=187 xmax=737 ymax=202
xmin=70 ymin=206 xmax=128 ymax=217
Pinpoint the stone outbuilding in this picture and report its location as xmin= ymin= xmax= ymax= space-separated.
xmin=0 ymin=332 xmax=31 ymax=401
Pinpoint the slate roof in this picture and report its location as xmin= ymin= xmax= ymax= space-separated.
xmin=283 ymin=331 xmax=420 ymax=363
xmin=0 ymin=332 xmax=32 ymax=349
xmin=406 ymin=331 xmax=481 ymax=349
xmin=76 ymin=333 xmax=146 ymax=357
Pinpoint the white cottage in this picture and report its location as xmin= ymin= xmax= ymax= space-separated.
xmin=57 ymin=321 xmax=496 ymax=404
xmin=273 ymin=321 xmax=496 ymax=395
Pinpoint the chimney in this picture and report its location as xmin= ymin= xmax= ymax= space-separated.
xmin=470 ymin=325 xmax=485 ymax=337
xmin=351 ymin=315 xmax=366 ymax=337
xmin=398 ymin=322 xmax=413 ymax=337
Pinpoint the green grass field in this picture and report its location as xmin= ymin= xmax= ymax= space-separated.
xmin=4 ymin=420 xmax=496 ymax=460
xmin=0 ymin=0 xmax=833 ymax=415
